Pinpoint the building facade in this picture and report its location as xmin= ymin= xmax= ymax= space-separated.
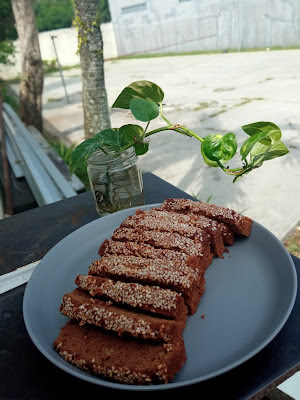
xmin=108 ymin=0 xmax=300 ymax=56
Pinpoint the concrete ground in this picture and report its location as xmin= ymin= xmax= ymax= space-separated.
xmin=12 ymin=49 xmax=300 ymax=241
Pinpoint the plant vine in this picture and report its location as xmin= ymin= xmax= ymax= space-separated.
xmin=71 ymin=80 xmax=289 ymax=183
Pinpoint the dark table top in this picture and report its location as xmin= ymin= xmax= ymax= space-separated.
xmin=0 ymin=172 xmax=299 ymax=400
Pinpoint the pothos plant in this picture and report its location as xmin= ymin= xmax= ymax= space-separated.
xmin=71 ymin=80 xmax=289 ymax=182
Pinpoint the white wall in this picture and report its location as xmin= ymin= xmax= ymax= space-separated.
xmin=0 ymin=23 xmax=118 ymax=80
xmin=109 ymin=0 xmax=300 ymax=56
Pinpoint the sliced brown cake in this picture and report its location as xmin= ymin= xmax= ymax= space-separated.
xmin=160 ymin=198 xmax=252 ymax=236
xmin=129 ymin=209 xmax=225 ymax=257
xmin=75 ymin=274 xmax=188 ymax=322
xmin=60 ymin=288 xmax=185 ymax=342
xmin=54 ymin=199 xmax=253 ymax=385
xmin=120 ymin=212 xmax=213 ymax=250
xmin=111 ymin=227 xmax=210 ymax=258
xmin=98 ymin=239 xmax=213 ymax=273
xmin=88 ymin=255 xmax=205 ymax=314
xmin=146 ymin=207 xmax=235 ymax=246
xmin=54 ymin=320 xmax=187 ymax=385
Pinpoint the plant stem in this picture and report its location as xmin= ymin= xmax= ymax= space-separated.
xmin=144 ymin=121 xmax=150 ymax=134
xmin=142 ymin=121 xmax=150 ymax=141
xmin=144 ymin=125 xmax=190 ymax=138
xmin=117 ymin=124 xmax=195 ymax=153
xmin=160 ymin=103 xmax=172 ymax=125
xmin=119 ymin=122 xmax=206 ymax=155
xmin=159 ymin=104 xmax=203 ymax=142
xmin=155 ymin=107 xmax=250 ymax=180
xmin=100 ymin=146 xmax=108 ymax=155
xmin=216 ymin=160 xmax=253 ymax=179
xmin=175 ymin=126 xmax=203 ymax=142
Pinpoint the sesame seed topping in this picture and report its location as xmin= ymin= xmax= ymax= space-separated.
xmin=112 ymin=227 xmax=205 ymax=256
xmin=60 ymin=291 xmax=182 ymax=342
xmin=76 ymin=274 xmax=187 ymax=319
xmin=89 ymin=255 xmax=200 ymax=292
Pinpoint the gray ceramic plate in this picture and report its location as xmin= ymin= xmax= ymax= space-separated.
xmin=23 ymin=204 xmax=297 ymax=391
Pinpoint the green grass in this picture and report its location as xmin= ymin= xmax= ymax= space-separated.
xmin=283 ymin=222 xmax=300 ymax=258
xmin=0 ymin=79 xmax=19 ymax=111
xmin=206 ymin=97 xmax=265 ymax=119
xmin=208 ymin=107 xmax=227 ymax=118
xmin=192 ymin=102 xmax=212 ymax=111
xmin=3 ymin=63 xmax=82 ymax=82
xmin=46 ymin=63 xmax=81 ymax=74
xmin=190 ymin=192 xmax=213 ymax=203
xmin=47 ymin=97 xmax=63 ymax=103
xmin=50 ymin=140 xmax=90 ymax=189
xmin=113 ymin=46 xmax=300 ymax=61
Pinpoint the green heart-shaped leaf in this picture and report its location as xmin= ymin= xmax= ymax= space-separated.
xmin=120 ymin=124 xmax=144 ymax=146
xmin=94 ymin=128 xmax=123 ymax=151
xmin=202 ymin=132 xmax=237 ymax=162
xmin=71 ymin=136 xmax=104 ymax=166
xmin=201 ymin=143 xmax=219 ymax=167
xmin=112 ymin=80 xmax=164 ymax=109
xmin=119 ymin=124 xmax=148 ymax=156
xmin=129 ymin=98 xmax=159 ymax=122
xmin=134 ymin=142 xmax=149 ymax=156
xmin=242 ymin=121 xmax=281 ymax=144
xmin=240 ymin=131 xmax=270 ymax=160
xmin=250 ymin=140 xmax=289 ymax=165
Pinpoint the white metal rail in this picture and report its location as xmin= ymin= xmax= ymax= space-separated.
xmin=1 ymin=103 xmax=77 ymax=206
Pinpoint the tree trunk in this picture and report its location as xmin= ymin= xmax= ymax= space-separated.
xmin=11 ymin=0 xmax=44 ymax=132
xmin=73 ymin=0 xmax=111 ymax=139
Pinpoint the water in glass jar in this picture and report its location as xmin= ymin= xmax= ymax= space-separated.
xmin=90 ymin=164 xmax=145 ymax=217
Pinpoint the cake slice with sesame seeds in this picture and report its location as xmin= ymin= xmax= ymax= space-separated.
xmin=160 ymin=198 xmax=252 ymax=236
xmin=88 ymin=255 xmax=205 ymax=315
xmin=111 ymin=226 xmax=210 ymax=258
xmin=98 ymin=239 xmax=213 ymax=273
xmin=54 ymin=320 xmax=187 ymax=385
xmin=145 ymin=207 xmax=235 ymax=246
xmin=54 ymin=200 xmax=254 ymax=386
xmin=60 ymin=288 xmax=185 ymax=342
xmin=120 ymin=212 xmax=212 ymax=249
xmin=75 ymin=274 xmax=188 ymax=323
xmin=125 ymin=209 xmax=225 ymax=257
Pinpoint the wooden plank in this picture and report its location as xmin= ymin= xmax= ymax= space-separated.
xmin=262 ymin=387 xmax=296 ymax=400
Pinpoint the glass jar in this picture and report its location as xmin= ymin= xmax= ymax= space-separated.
xmin=87 ymin=147 xmax=145 ymax=217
